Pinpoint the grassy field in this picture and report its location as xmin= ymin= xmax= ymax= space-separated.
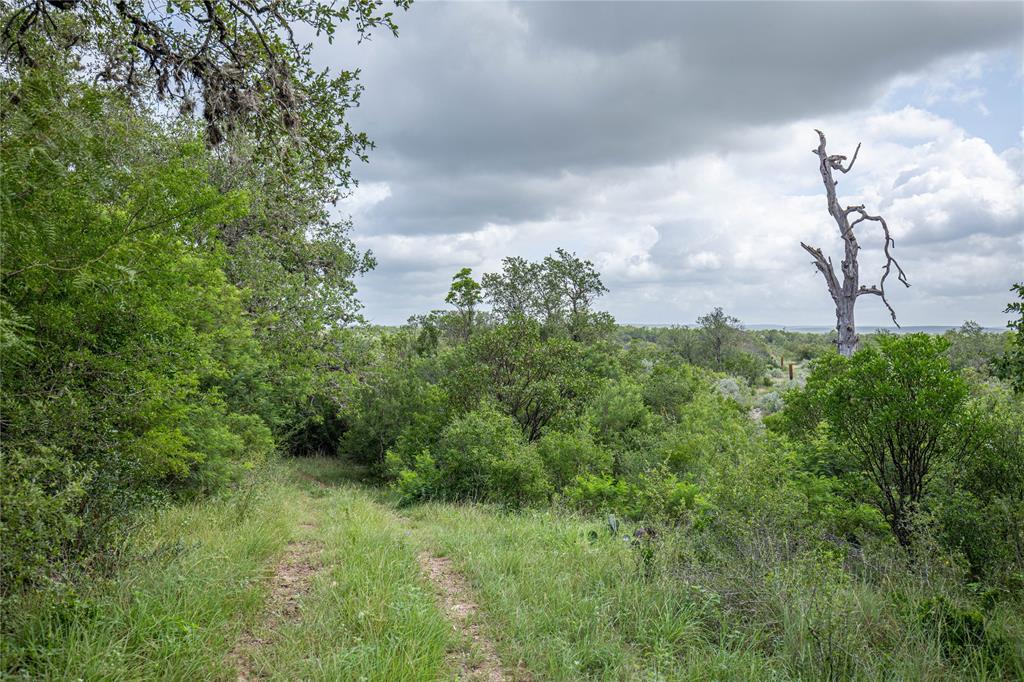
xmin=4 ymin=458 xmax=1021 ymax=681
xmin=403 ymin=503 xmax=1023 ymax=681
xmin=2 ymin=462 xmax=450 ymax=681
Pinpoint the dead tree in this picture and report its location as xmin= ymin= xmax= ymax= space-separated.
xmin=801 ymin=130 xmax=909 ymax=356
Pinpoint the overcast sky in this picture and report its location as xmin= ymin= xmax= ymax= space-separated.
xmin=320 ymin=1 xmax=1023 ymax=327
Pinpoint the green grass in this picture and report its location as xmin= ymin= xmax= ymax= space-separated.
xmin=5 ymin=458 xmax=1020 ymax=681
xmin=2 ymin=462 xmax=450 ymax=681
xmin=248 ymin=482 xmax=451 ymax=680
xmin=1 ymin=467 xmax=298 ymax=680
xmin=401 ymin=502 xmax=1023 ymax=681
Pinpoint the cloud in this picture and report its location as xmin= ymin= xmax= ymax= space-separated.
xmin=317 ymin=2 xmax=1023 ymax=326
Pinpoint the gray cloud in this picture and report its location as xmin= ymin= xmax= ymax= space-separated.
xmin=336 ymin=1 xmax=1019 ymax=172
xmin=319 ymin=2 xmax=1023 ymax=325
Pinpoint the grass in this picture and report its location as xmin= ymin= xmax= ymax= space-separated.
xmin=248 ymin=469 xmax=451 ymax=680
xmin=1 ymin=460 xmax=450 ymax=681
xmin=1 ymin=466 xmax=298 ymax=680
xmin=401 ymin=502 xmax=1023 ymax=681
xmin=4 ymin=457 xmax=1021 ymax=680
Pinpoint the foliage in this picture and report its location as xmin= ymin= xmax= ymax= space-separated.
xmin=2 ymin=0 xmax=408 ymax=186
xmin=482 ymin=249 xmax=612 ymax=341
xmin=932 ymin=381 xmax=1024 ymax=583
xmin=993 ymin=283 xmax=1024 ymax=392
xmin=534 ymin=430 xmax=613 ymax=490
xmin=392 ymin=404 xmax=551 ymax=508
xmin=563 ymin=469 xmax=706 ymax=522
xmin=944 ymin=320 xmax=1005 ymax=373
xmin=339 ymin=329 xmax=448 ymax=466
xmin=446 ymin=317 xmax=597 ymax=440
xmin=0 ymin=70 xmax=277 ymax=593
xmin=639 ymin=361 xmax=707 ymax=418
xmin=444 ymin=267 xmax=483 ymax=340
xmin=816 ymin=334 xmax=969 ymax=547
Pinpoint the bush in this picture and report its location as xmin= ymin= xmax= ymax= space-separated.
xmin=0 ymin=447 xmax=91 ymax=593
xmin=535 ymin=430 xmax=613 ymax=490
xmin=756 ymin=391 xmax=784 ymax=416
xmin=658 ymin=392 xmax=756 ymax=476
xmin=932 ymin=382 xmax=1024 ymax=583
xmin=0 ymin=72 xmax=275 ymax=596
xmin=563 ymin=469 xmax=707 ymax=522
xmin=641 ymin=363 xmax=706 ymax=418
xmin=818 ymin=334 xmax=969 ymax=547
xmin=392 ymin=404 xmax=551 ymax=508
xmin=714 ymin=376 xmax=749 ymax=405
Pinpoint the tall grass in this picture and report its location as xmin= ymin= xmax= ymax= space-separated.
xmin=1 ymin=462 xmax=451 ymax=681
xmin=249 ymin=481 xmax=451 ymax=680
xmin=1 ymin=467 xmax=298 ymax=680
xmin=4 ymin=458 xmax=1019 ymax=680
xmin=405 ymin=503 xmax=1023 ymax=681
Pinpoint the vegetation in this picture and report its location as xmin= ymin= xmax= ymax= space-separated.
xmin=2 ymin=3 xmax=1022 ymax=679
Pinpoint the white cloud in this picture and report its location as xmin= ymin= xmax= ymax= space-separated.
xmin=331 ymin=3 xmax=1023 ymax=327
xmin=355 ymin=108 xmax=1022 ymax=327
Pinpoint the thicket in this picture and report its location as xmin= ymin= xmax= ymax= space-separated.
xmin=1 ymin=0 xmax=395 ymax=608
xmin=337 ymin=267 xmax=1023 ymax=674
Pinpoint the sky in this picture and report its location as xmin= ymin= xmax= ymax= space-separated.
xmin=317 ymin=1 xmax=1024 ymax=328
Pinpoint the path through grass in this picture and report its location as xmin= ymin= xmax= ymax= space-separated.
xmin=6 ymin=458 xmax=1020 ymax=680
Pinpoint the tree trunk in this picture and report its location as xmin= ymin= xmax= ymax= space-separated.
xmin=801 ymin=130 xmax=909 ymax=357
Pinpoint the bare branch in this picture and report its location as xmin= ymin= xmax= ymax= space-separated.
xmin=801 ymin=241 xmax=841 ymax=303
xmin=804 ymin=131 xmax=909 ymax=353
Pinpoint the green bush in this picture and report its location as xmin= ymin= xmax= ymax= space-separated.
xmin=0 ymin=447 xmax=92 ymax=593
xmin=392 ymin=404 xmax=551 ymax=508
xmin=640 ymin=362 xmax=706 ymax=418
xmin=587 ymin=379 xmax=657 ymax=462
xmin=0 ymin=68 xmax=278 ymax=596
xmin=658 ymin=392 xmax=756 ymax=476
xmin=534 ymin=430 xmax=613 ymax=490
xmin=563 ymin=469 xmax=707 ymax=522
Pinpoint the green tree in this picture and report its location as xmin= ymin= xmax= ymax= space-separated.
xmin=2 ymin=0 xmax=409 ymax=187
xmin=482 ymin=249 xmax=611 ymax=341
xmin=819 ymin=334 xmax=969 ymax=547
xmin=697 ymin=307 xmax=741 ymax=369
xmin=446 ymin=317 xmax=596 ymax=441
xmin=445 ymin=267 xmax=483 ymax=340
xmin=944 ymin=320 xmax=1004 ymax=374
xmin=482 ymin=256 xmax=542 ymax=320
xmin=993 ymin=283 xmax=1024 ymax=392
xmin=0 ymin=69 xmax=272 ymax=592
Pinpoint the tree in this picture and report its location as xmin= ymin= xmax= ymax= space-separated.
xmin=543 ymin=248 xmax=607 ymax=315
xmin=482 ymin=256 xmax=543 ymax=320
xmin=2 ymin=0 xmax=409 ymax=188
xmin=445 ymin=317 xmax=596 ymax=441
xmin=445 ymin=267 xmax=483 ymax=340
xmin=697 ymin=307 xmax=741 ymax=369
xmin=993 ymin=283 xmax=1024 ymax=392
xmin=944 ymin=320 xmax=1004 ymax=374
xmin=801 ymin=130 xmax=910 ymax=356
xmin=819 ymin=334 xmax=968 ymax=547
xmin=482 ymin=248 xmax=610 ymax=341
xmin=0 ymin=70 xmax=274 ymax=591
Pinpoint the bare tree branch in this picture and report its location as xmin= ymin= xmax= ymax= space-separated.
xmin=804 ymin=131 xmax=909 ymax=355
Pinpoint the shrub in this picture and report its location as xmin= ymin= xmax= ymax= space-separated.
xmin=819 ymin=334 xmax=969 ymax=547
xmin=658 ymin=392 xmax=756 ymax=476
xmin=756 ymin=391 xmax=784 ymax=416
xmin=714 ymin=376 xmax=749 ymax=405
xmin=488 ymin=445 xmax=552 ymax=508
xmin=563 ymin=469 xmax=707 ymax=522
xmin=0 ymin=447 xmax=91 ymax=593
xmin=392 ymin=404 xmax=551 ymax=508
xmin=535 ymin=430 xmax=613 ymax=490
xmin=641 ymin=363 xmax=706 ymax=418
